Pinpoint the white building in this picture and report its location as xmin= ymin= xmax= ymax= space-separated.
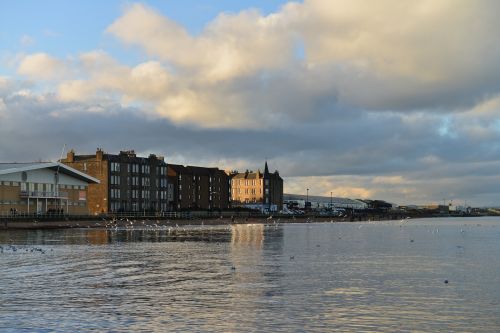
xmin=0 ymin=162 xmax=99 ymax=215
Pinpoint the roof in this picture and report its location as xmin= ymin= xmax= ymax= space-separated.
xmin=169 ymin=164 xmax=222 ymax=176
xmin=0 ymin=162 xmax=100 ymax=184
xmin=284 ymin=193 xmax=366 ymax=206
xmin=168 ymin=164 xmax=189 ymax=174
xmin=232 ymin=172 xmax=263 ymax=180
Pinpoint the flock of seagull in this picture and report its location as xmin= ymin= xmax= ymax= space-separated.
xmin=0 ymin=244 xmax=51 ymax=255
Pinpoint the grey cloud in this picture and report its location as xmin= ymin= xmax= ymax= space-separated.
xmin=2 ymin=89 xmax=500 ymax=206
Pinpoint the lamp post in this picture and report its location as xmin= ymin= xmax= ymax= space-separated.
xmin=306 ymin=188 xmax=309 ymax=211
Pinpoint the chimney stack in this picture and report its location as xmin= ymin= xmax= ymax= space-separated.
xmin=96 ymin=148 xmax=104 ymax=161
xmin=66 ymin=149 xmax=75 ymax=162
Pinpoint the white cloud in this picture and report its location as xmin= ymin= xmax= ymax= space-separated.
xmin=20 ymin=34 xmax=35 ymax=47
xmin=106 ymin=3 xmax=293 ymax=82
xmin=102 ymin=1 xmax=500 ymax=127
xmin=57 ymin=51 xmax=171 ymax=104
xmin=16 ymin=1 xmax=500 ymax=129
xmin=17 ymin=53 xmax=68 ymax=80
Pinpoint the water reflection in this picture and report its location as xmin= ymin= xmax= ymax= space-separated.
xmin=1 ymin=218 xmax=500 ymax=332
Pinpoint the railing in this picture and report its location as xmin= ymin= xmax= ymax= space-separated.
xmin=19 ymin=191 xmax=69 ymax=199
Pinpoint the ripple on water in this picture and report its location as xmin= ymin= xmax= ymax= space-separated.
xmin=1 ymin=218 xmax=500 ymax=332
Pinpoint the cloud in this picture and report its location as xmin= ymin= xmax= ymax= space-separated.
xmin=20 ymin=34 xmax=35 ymax=47
xmin=6 ymin=1 xmax=500 ymax=206
xmin=57 ymin=50 xmax=171 ymax=105
xmin=17 ymin=53 xmax=68 ymax=80
xmin=106 ymin=3 xmax=293 ymax=82
xmin=0 ymin=97 xmax=6 ymax=118
xmin=2 ymin=85 xmax=500 ymax=206
xmin=16 ymin=1 xmax=500 ymax=129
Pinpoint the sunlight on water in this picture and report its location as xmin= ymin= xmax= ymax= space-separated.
xmin=1 ymin=217 xmax=500 ymax=332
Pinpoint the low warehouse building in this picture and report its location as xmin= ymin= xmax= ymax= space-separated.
xmin=0 ymin=162 xmax=99 ymax=215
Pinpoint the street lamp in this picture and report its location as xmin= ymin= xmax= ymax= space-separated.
xmin=306 ymin=188 xmax=309 ymax=211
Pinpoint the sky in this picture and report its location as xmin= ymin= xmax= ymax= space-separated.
xmin=1 ymin=0 xmax=500 ymax=207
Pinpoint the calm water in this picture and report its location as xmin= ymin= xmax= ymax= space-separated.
xmin=1 ymin=217 xmax=500 ymax=332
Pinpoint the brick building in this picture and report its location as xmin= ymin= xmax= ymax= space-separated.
xmin=167 ymin=164 xmax=231 ymax=210
xmin=0 ymin=162 xmax=99 ymax=215
xmin=61 ymin=149 xmax=168 ymax=214
xmin=231 ymin=162 xmax=283 ymax=211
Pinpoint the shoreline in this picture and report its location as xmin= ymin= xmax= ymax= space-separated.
xmin=0 ymin=214 xmax=491 ymax=230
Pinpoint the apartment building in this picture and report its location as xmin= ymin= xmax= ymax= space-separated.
xmin=167 ymin=164 xmax=231 ymax=210
xmin=231 ymin=162 xmax=283 ymax=211
xmin=61 ymin=149 xmax=168 ymax=214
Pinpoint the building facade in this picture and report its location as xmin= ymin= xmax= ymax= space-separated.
xmin=0 ymin=162 xmax=99 ymax=215
xmin=167 ymin=164 xmax=231 ymax=210
xmin=61 ymin=149 xmax=168 ymax=214
xmin=231 ymin=162 xmax=283 ymax=211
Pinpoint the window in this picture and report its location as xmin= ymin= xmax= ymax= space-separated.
xmin=110 ymin=175 xmax=121 ymax=185
xmin=110 ymin=189 xmax=121 ymax=199
xmin=111 ymin=162 xmax=120 ymax=172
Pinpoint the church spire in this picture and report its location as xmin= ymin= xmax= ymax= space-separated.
xmin=264 ymin=161 xmax=269 ymax=175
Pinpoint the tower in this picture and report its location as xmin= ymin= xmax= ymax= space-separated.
xmin=263 ymin=161 xmax=271 ymax=210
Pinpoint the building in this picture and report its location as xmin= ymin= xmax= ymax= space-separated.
xmin=231 ymin=162 xmax=283 ymax=212
xmin=0 ymin=162 xmax=99 ymax=215
xmin=61 ymin=149 xmax=168 ymax=214
xmin=167 ymin=164 xmax=231 ymax=210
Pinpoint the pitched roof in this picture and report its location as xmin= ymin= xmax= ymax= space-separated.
xmin=232 ymin=172 xmax=263 ymax=180
xmin=0 ymin=162 xmax=100 ymax=183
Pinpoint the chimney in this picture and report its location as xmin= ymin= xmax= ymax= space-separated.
xmin=66 ymin=149 xmax=75 ymax=162
xmin=96 ymin=148 xmax=104 ymax=161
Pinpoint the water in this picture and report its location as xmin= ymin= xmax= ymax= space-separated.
xmin=1 ymin=217 xmax=500 ymax=332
